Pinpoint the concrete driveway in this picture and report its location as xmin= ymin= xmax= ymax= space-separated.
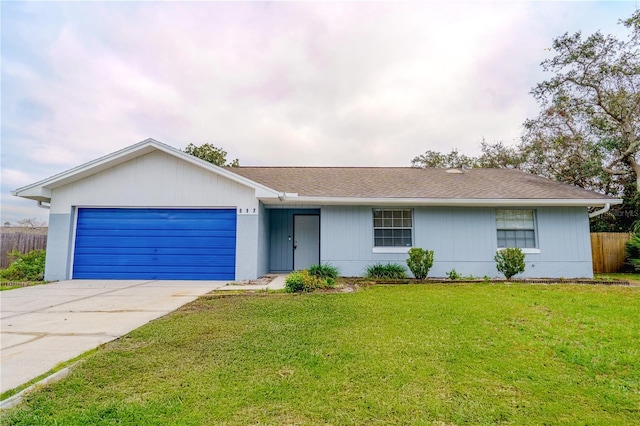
xmin=0 ymin=279 xmax=228 ymax=394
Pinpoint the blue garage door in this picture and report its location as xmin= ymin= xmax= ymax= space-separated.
xmin=73 ymin=208 xmax=236 ymax=280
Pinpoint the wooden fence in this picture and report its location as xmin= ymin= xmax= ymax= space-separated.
xmin=590 ymin=232 xmax=630 ymax=273
xmin=1 ymin=232 xmax=48 ymax=269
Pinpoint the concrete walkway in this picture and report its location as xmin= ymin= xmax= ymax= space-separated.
xmin=222 ymin=274 xmax=286 ymax=291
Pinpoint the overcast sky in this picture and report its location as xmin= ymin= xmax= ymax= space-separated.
xmin=1 ymin=1 xmax=637 ymax=224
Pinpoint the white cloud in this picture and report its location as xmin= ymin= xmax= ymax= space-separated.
xmin=1 ymin=0 xmax=634 ymax=222
xmin=1 ymin=168 xmax=34 ymax=188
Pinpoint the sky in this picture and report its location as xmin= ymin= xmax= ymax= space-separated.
xmin=1 ymin=0 xmax=637 ymax=224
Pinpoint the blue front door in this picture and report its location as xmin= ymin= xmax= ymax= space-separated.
xmin=293 ymin=214 xmax=320 ymax=270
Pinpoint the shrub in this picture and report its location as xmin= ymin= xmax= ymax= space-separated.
xmin=626 ymin=233 xmax=640 ymax=271
xmin=308 ymin=263 xmax=340 ymax=279
xmin=406 ymin=248 xmax=434 ymax=279
xmin=365 ymin=263 xmax=407 ymax=279
xmin=447 ymin=269 xmax=462 ymax=280
xmin=494 ymin=248 xmax=525 ymax=279
xmin=0 ymin=249 xmax=46 ymax=281
xmin=284 ymin=270 xmax=336 ymax=293
xmin=285 ymin=270 xmax=317 ymax=293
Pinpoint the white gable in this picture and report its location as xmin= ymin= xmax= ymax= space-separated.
xmin=12 ymin=138 xmax=280 ymax=203
xmin=49 ymin=150 xmax=259 ymax=213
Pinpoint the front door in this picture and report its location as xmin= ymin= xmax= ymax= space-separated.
xmin=293 ymin=215 xmax=320 ymax=270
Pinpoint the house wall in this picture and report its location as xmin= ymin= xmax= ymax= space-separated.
xmin=44 ymin=150 xmax=260 ymax=281
xmin=45 ymin=211 xmax=75 ymax=281
xmin=320 ymin=205 xmax=593 ymax=278
xmin=268 ymin=208 xmax=321 ymax=272
xmin=257 ymin=202 xmax=270 ymax=277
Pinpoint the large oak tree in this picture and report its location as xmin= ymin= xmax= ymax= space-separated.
xmin=523 ymin=10 xmax=640 ymax=196
xmin=411 ymin=11 xmax=640 ymax=230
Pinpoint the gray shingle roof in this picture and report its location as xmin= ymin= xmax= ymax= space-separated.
xmin=229 ymin=167 xmax=613 ymax=200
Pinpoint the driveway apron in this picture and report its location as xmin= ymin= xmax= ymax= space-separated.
xmin=0 ymin=279 xmax=226 ymax=394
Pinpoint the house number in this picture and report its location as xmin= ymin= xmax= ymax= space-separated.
xmin=237 ymin=208 xmax=258 ymax=215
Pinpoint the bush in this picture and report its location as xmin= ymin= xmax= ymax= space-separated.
xmin=0 ymin=249 xmax=46 ymax=281
xmin=406 ymin=248 xmax=434 ymax=279
xmin=626 ymin=233 xmax=640 ymax=271
xmin=284 ymin=270 xmax=336 ymax=293
xmin=447 ymin=269 xmax=462 ymax=280
xmin=494 ymin=248 xmax=525 ymax=279
xmin=365 ymin=263 xmax=407 ymax=279
xmin=308 ymin=263 xmax=340 ymax=279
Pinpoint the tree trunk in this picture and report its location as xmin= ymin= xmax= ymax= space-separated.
xmin=629 ymin=156 xmax=640 ymax=194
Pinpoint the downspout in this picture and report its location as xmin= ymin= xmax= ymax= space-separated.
xmin=37 ymin=201 xmax=51 ymax=209
xmin=588 ymin=203 xmax=610 ymax=218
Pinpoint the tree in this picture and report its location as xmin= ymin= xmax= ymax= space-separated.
xmin=411 ymin=11 xmax=640 ymax=231
xmin=411 ymin=141 xmax=525 ymax=169
xmin=523 ymin=10 xmax=640 ymax=194
xmin=476 ymin=140 xmax=526 ymax=169
xmin=17 ymin=218 xmax=46 ymax=229
xmin=183 ymin=143 xmax=239 ymax=167
xmin=411 ymin=148 xmax=477 ymax=168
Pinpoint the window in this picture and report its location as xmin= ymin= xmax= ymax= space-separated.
xmin=373 ymin=209 xmax=412 ymax=247
xmin=496 ymin=209 xmax=536 ymax=249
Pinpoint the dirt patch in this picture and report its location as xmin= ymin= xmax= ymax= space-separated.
xmin=225 ymin=275 xmax=275 ymax=287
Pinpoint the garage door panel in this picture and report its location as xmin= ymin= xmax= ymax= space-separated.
xmin=73 ymin=208 xmax=236 ymax=280
xmin=74 ymin=228 xmax=236 ymax=238
xmin=77 ymin=218 xmax=237 ymax=231
xmin=79 ymin=209 xmax=236 ymax=229
xmin=77 ymin=208 xmax=233 ymax=218
xmin=73 ymin=271 xmax=236 ymax=280
xmin=72 ymin=270 xmax=235 ymax=280
xmin=73 ymin=264 xmax=235 ymax=275
xmin=74 ymin=247 xmax=235 ymax=256
xmin=75 ymin=236 xmax=236 ymax=249
xmin=73 ymin=254 xmax=235 ymax=266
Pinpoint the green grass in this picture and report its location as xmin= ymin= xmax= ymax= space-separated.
xmin=0 ymin=281 xmax=49 ymax=291
xmin=596 ymin=272 xmax=640 ymax=285
xmin=0 ymin=285 xmax=22 ymax=291
xmin=3 ymin=284 xmax=640 ymax=425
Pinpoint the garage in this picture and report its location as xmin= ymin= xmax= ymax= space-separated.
xmin=72 ymin=208 xmax=236 ymax=280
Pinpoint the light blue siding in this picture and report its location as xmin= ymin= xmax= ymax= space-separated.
xmin=256 ymin=202 xmax=270 ymax=276
xmin=321 ymin=206 xmax=593 ymax=278
xmin=236 ymin=213 xmax=259 ymax=281
xmin=531 ymin=206 xmax=593 ymax=277
xmin=269 ymin=209 xmax=321 ymax=272
xmin=45 ymin=213 xmax=74 ymax=282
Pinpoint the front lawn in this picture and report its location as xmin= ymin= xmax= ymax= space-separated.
xmin=3 ymin=284 xmax=640 ymax=424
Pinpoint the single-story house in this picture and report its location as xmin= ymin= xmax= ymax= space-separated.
xmin=12 ymin=138 xmax=621 ymax=281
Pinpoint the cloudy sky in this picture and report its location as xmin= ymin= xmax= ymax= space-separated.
xmin=1 ymin=1 xmax=637 ymax=224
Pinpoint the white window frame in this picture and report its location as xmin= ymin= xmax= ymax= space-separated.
xmin=372 ymin=209 xmax=413 ymax=253
xmin=495 ymin=209 xmax=540 ymax=254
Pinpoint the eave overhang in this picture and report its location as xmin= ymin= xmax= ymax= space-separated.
xmin=259 ymin=196 xmax=622 ymax=208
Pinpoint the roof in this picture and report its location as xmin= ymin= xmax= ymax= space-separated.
xmin=229 ymin=167 xmax=620 ymax=207
xmin=12 ymin=138 xmax=620 ymax=208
